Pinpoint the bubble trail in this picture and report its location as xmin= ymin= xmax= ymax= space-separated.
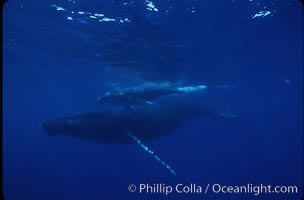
xmin=127 ymin=131 xmax=177 ymax=176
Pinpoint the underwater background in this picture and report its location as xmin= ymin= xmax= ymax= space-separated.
xmin=3 ymin=0 xmax=303 ymax=199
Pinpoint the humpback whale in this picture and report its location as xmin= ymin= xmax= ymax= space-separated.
xmin=97 ymin=83 xmax=208 ymax=105
xmin=42 ymin=96 xmax=212 ymax=143
xmin=41 ymin=95 xmax=214 ymax=175
xmin=42 ymin=82 xmax=237 ymax=175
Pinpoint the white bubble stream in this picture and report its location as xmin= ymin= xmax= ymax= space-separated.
xmin=127 ymin=131 xmax=177 ymax=176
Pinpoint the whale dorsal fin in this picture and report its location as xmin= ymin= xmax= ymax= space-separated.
xmin=127 ymin=131 xmax=177 ymax=176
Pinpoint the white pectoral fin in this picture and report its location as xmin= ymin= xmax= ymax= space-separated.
xmin=127 ymin=131 xmax=177 ymax=176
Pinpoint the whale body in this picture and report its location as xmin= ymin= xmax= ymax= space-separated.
xmin=41 ymin=96 xmax=212 ymax=144
xmin=98 ymin=83 xmax=208 ymax=105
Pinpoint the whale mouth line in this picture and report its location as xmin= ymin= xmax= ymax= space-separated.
xmin=41 ymin=120 xmax=62 ymax=135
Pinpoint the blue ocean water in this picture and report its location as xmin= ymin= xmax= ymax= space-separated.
xmin=3 ymin=0 xmax=303 ymax=199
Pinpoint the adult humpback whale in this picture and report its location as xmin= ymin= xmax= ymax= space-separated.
xmin=41 ymin=95 xmax=214 ymax=175
xmin=42 ymin=96 xmax=212 ymax=143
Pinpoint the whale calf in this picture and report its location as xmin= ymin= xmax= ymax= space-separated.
xmin=97 ymin=83 xmax=208 ymax=105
